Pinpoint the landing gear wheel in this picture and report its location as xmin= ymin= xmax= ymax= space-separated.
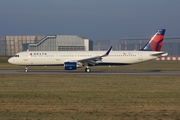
xmin=25 ymin=66 xmax=28 ymax=73
xmin=85 ymin=68 xmax=91 ymax=73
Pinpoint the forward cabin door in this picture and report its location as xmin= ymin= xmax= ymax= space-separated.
xmin=24 ymin=53 xmax=28 ymax=61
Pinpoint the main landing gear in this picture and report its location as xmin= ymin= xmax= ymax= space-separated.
xmin=84 ymin=63 xmax=91 ymax=73
xmin=25 ymin=66 xmax=28 ymax=72
xmin=85 ymin=67 xmax=91 ymax=73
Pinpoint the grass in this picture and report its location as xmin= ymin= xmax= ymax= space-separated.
xmin=0 ymin=56 xmax=10 ymax=63
xmin=0 ymin=57 xmax=180 ymax=119
xmin=0 ymin=74 xmax=180 ymax=120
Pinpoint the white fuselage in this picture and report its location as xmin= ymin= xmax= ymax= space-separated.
xmin=8 ymin=51 xmax=168 ymax=66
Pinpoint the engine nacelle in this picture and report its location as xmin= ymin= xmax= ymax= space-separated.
xmin=64 ymin=62 xmax=77 ymax=70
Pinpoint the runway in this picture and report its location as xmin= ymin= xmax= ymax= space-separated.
xmin=0 ymin=70 xmax=180 ymax=75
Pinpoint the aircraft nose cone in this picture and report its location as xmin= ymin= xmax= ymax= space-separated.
xmin=8 ymin=58 xmax=14 ymax=64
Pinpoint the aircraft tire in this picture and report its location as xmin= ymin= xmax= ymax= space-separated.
xmin=85 ymin=68 xmax=91 ymax=73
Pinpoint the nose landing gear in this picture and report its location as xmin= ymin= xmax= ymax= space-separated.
xmin=25 ymin=66 xmax=28 ymax=72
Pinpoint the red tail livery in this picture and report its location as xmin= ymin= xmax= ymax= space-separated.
xmin=141 ymin=29 xmax=165 ymax=51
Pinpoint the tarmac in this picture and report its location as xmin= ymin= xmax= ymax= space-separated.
xmin=0 ymin=70 xmax=180 ymax=75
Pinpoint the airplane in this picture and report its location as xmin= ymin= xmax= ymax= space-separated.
xmin=8 ymin=29 xmax=168 ymax=73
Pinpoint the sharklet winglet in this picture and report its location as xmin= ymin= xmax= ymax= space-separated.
xmin=101 ymin=46 xmax=112 ymax=57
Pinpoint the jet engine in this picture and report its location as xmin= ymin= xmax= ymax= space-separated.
xmin=64 ymin=62 xmax=77 ymax=70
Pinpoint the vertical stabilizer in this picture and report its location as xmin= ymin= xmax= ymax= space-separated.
xmin=141 ymin=29 xmax=165 ymax=51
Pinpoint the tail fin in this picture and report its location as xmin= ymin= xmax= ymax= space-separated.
xmin=140 ymin=29 xmax=165 ymax=51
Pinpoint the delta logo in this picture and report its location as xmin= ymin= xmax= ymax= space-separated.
xmin=30 ymin=53 xmax=47 ymax=56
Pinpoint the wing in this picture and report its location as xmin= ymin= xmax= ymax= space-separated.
xmin=77 ymin=46 xmax=112 ymax=66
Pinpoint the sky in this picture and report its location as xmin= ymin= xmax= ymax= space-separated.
xmin=0 ymin=0 xmax=180 ymax=40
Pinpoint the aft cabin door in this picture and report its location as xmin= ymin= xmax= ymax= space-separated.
xmin=138 ymin=52 xmax=143 ymax=60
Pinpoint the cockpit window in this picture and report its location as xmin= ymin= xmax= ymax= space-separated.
xmin=14 ymin=55 xmax=19 ymax=57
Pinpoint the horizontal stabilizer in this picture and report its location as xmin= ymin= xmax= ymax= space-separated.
xmin=151 ymin=52 xmax=168 ymax=57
